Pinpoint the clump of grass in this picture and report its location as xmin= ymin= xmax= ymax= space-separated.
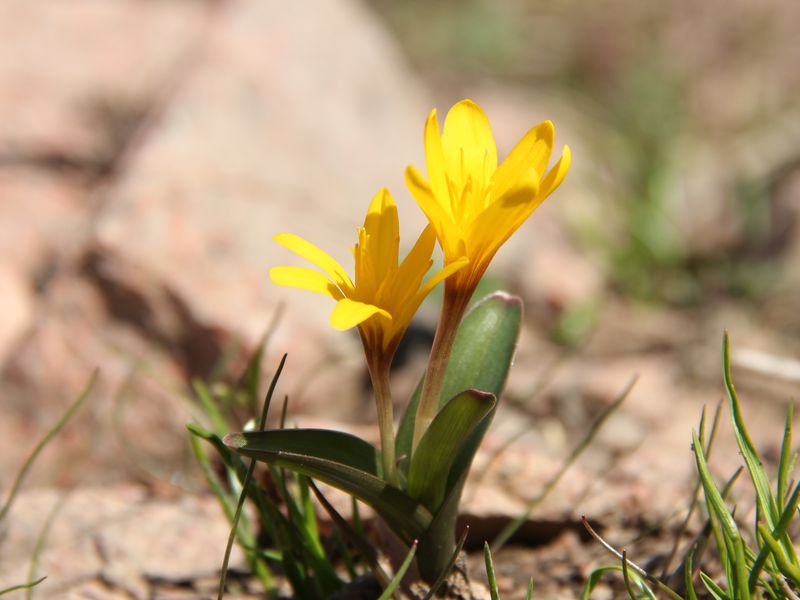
xmin=188 ymin=338 xmax=385 ymax=599
xmin=583 ymin=333 xmax=799 ymax=599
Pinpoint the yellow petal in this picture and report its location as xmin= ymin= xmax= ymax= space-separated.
xmin=274 ymin=233 xmax=354 ymax=294
xmin=423 ymin=109 xmax=451 ymax=206
xmin=270 ymin=266 xmax=344 ymax=299
xmin=405 ymin=166 xmax=458 ymax=246
xmin=394 ymin=224 xmax=436 ymax=294
xmin=538 ymin=145 xmax=572 ymax=198
xmin=419 ymin=256 xmax=469 ymax=298
xmin=363 ymin=188 xmax=399 ymax=281
xmin=491 ymin=120 xmax=554 ymax=199
xmin=441 ymin=99 xmax=497 ymax=191
xmin=466 ymin=170 xmax=540 ymax=262
xmin=330 ymin=298 xmax=391 ymax=331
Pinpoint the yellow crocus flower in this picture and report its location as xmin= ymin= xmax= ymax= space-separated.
xmin=270 ymin=187 xmax=466 ymax=361
xmin=270 ymin=188 xmax=467 ymax=484
xmin=405 ymin=99 xmax=571 ymax=451
xmin=405 ymin=98 xmax=571 ymax=299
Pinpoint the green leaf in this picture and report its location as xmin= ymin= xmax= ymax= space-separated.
xmin=415 ymin=469 xmax=468 ymax=584
xmin=397 ymin=292 xmax=522 ymax=473
xmin=758 ymin=524 xmax=800 ymax=584
xmin=377 ymin=541 xmax=417 ymax=600
xmin=749 ymin=481 xmax=800 ymax=589
xmin=722 ymin=333 xmax=779 ymax=527
xmin=699 ymin=572 xmax=728 ymax=600
xmin=421 ymin=526 xmax=470 ymax=598
xmin=0 ymin=371 xmax=96 ymax=523
xmin=227 ymin=428 xmax=381 ymax=475
xmin=777 ymin=402 xmax=794 ymax=511
xmin=692 ymin=430 xmax=749 ymax=600
xmin=581 ymin=566 xmax=624 ymax=600
xmin=407 ymin=390 xmax=496 ymax=511
xmin=0 ymin=577 xmax=46 ymax=596
xmin=225 ymin=429 xmax=432 ymax=543
xmin=484 ymin=542 xmax=500 ymax=600
xmin=684 ymin=550 xmax=699 ymax=600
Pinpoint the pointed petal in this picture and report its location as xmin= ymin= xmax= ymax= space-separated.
xmin=405 ymin=166 xmax=459 ymax=252
xmin=270 ymin=266 xmax=343 ymax=299
xmin=330 ymin=298 xmax=391 ymax=331
xmin=363 ymin=188 xmax=399 ymax=281
xmin=441 ymin=99 xmax=497 ymax=191
xmin=466 ymin=171 xmax=540 ymax=265
xmin=274 ymin=233 xmax=354 ymax=294
xmin=423 ymin=109 xmax=450 ymax=206
xmin=491 ymin=120 xmax=554 ymax=199
xmin=419 ymin=256 xmax=469 ymax=298
xmin=538 ymin=145 xmax=571 ymax=198
xmin=394 ymin=224 xmax=436 ymax=293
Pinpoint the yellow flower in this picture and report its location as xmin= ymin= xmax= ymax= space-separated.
xmin=405 ymin=99 xmax=571 ymax=297
xmin=270 ymin=188 xmax=467 ymax=360
xmin=406 ymin=100 xmax=571 ymax=451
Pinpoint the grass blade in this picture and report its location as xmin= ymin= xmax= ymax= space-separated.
xmin=750 ymin=481 xmax=800 ymax=589
xmin=376 ymin=541 xmax=417 ymax=600
xmin=493 ymin=377 xmax=636 ymax=550
xmin=217 ymin=354 xmax=286 ymax=600
xmin=25 ymin=494 xmax=66 ymax=600
xmin=581 ymin=517 xmax=683 ymax=600
xmin=484 ymin=542 xmax=500 ymax=600
xmin=692 ymin=430 xmax=749 ymax=600
xmin=0 ymin=578 xmax=46 ymax=596
xmin=723 ymin=333 xmax=778 ymax=527
xmin=0 ymin=371 xmax=96 ymax=523
xmin=683 ymin=549 xmax=699 ymax=600
xmin=777 ymin=402 xmax=794 ymax=511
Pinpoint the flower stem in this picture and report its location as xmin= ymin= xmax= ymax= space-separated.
xmin=367 ymin=357 xmax=399 ymax=486
xmin=412 ymin=289 xmax=469 ymax=453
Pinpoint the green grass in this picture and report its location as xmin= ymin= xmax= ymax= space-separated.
xmin=0 ymin=372 xmax=96 ymax=597
xmin=583 ymin=333 xmax=800 ymax=599
xmin=193 ymin=326 xmax=798 ymax=599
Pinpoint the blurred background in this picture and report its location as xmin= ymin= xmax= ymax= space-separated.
xmin=1 ymin=0 xmax=799 ymax=594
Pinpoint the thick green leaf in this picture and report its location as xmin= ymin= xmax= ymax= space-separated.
xmin=415 ymin=468 xmax=467 ymax=584
xmin=407 ymin=390 xmax=495 ymax=512
xmin=224 ymin=429 xmax=432 ymax=543
xmin=397 ymin=292 xmax=522 ymax=472
xmin=227 ymin=428 xmax=381 ymax=476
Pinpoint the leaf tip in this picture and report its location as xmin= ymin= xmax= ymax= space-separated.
xmin=223 ymin=433 xmax=246 ymax=449
xmin=484 ymin=290 xmax=523 ymax=309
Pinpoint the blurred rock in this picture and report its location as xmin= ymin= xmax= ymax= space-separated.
xmin=0 ymin=263 xmax=34 ymax=365
xmin=0 ymin=0 xmax=209 ymax=161
xmin=94 ymin=0 xmax=431 ymax=412
xmin=0 ymin=168 xmax=88 ymax=280
xmin=0 ymin=268 xmax=194 ymax=486
xmin=0 ymin=0 xmax=434 ymax=485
